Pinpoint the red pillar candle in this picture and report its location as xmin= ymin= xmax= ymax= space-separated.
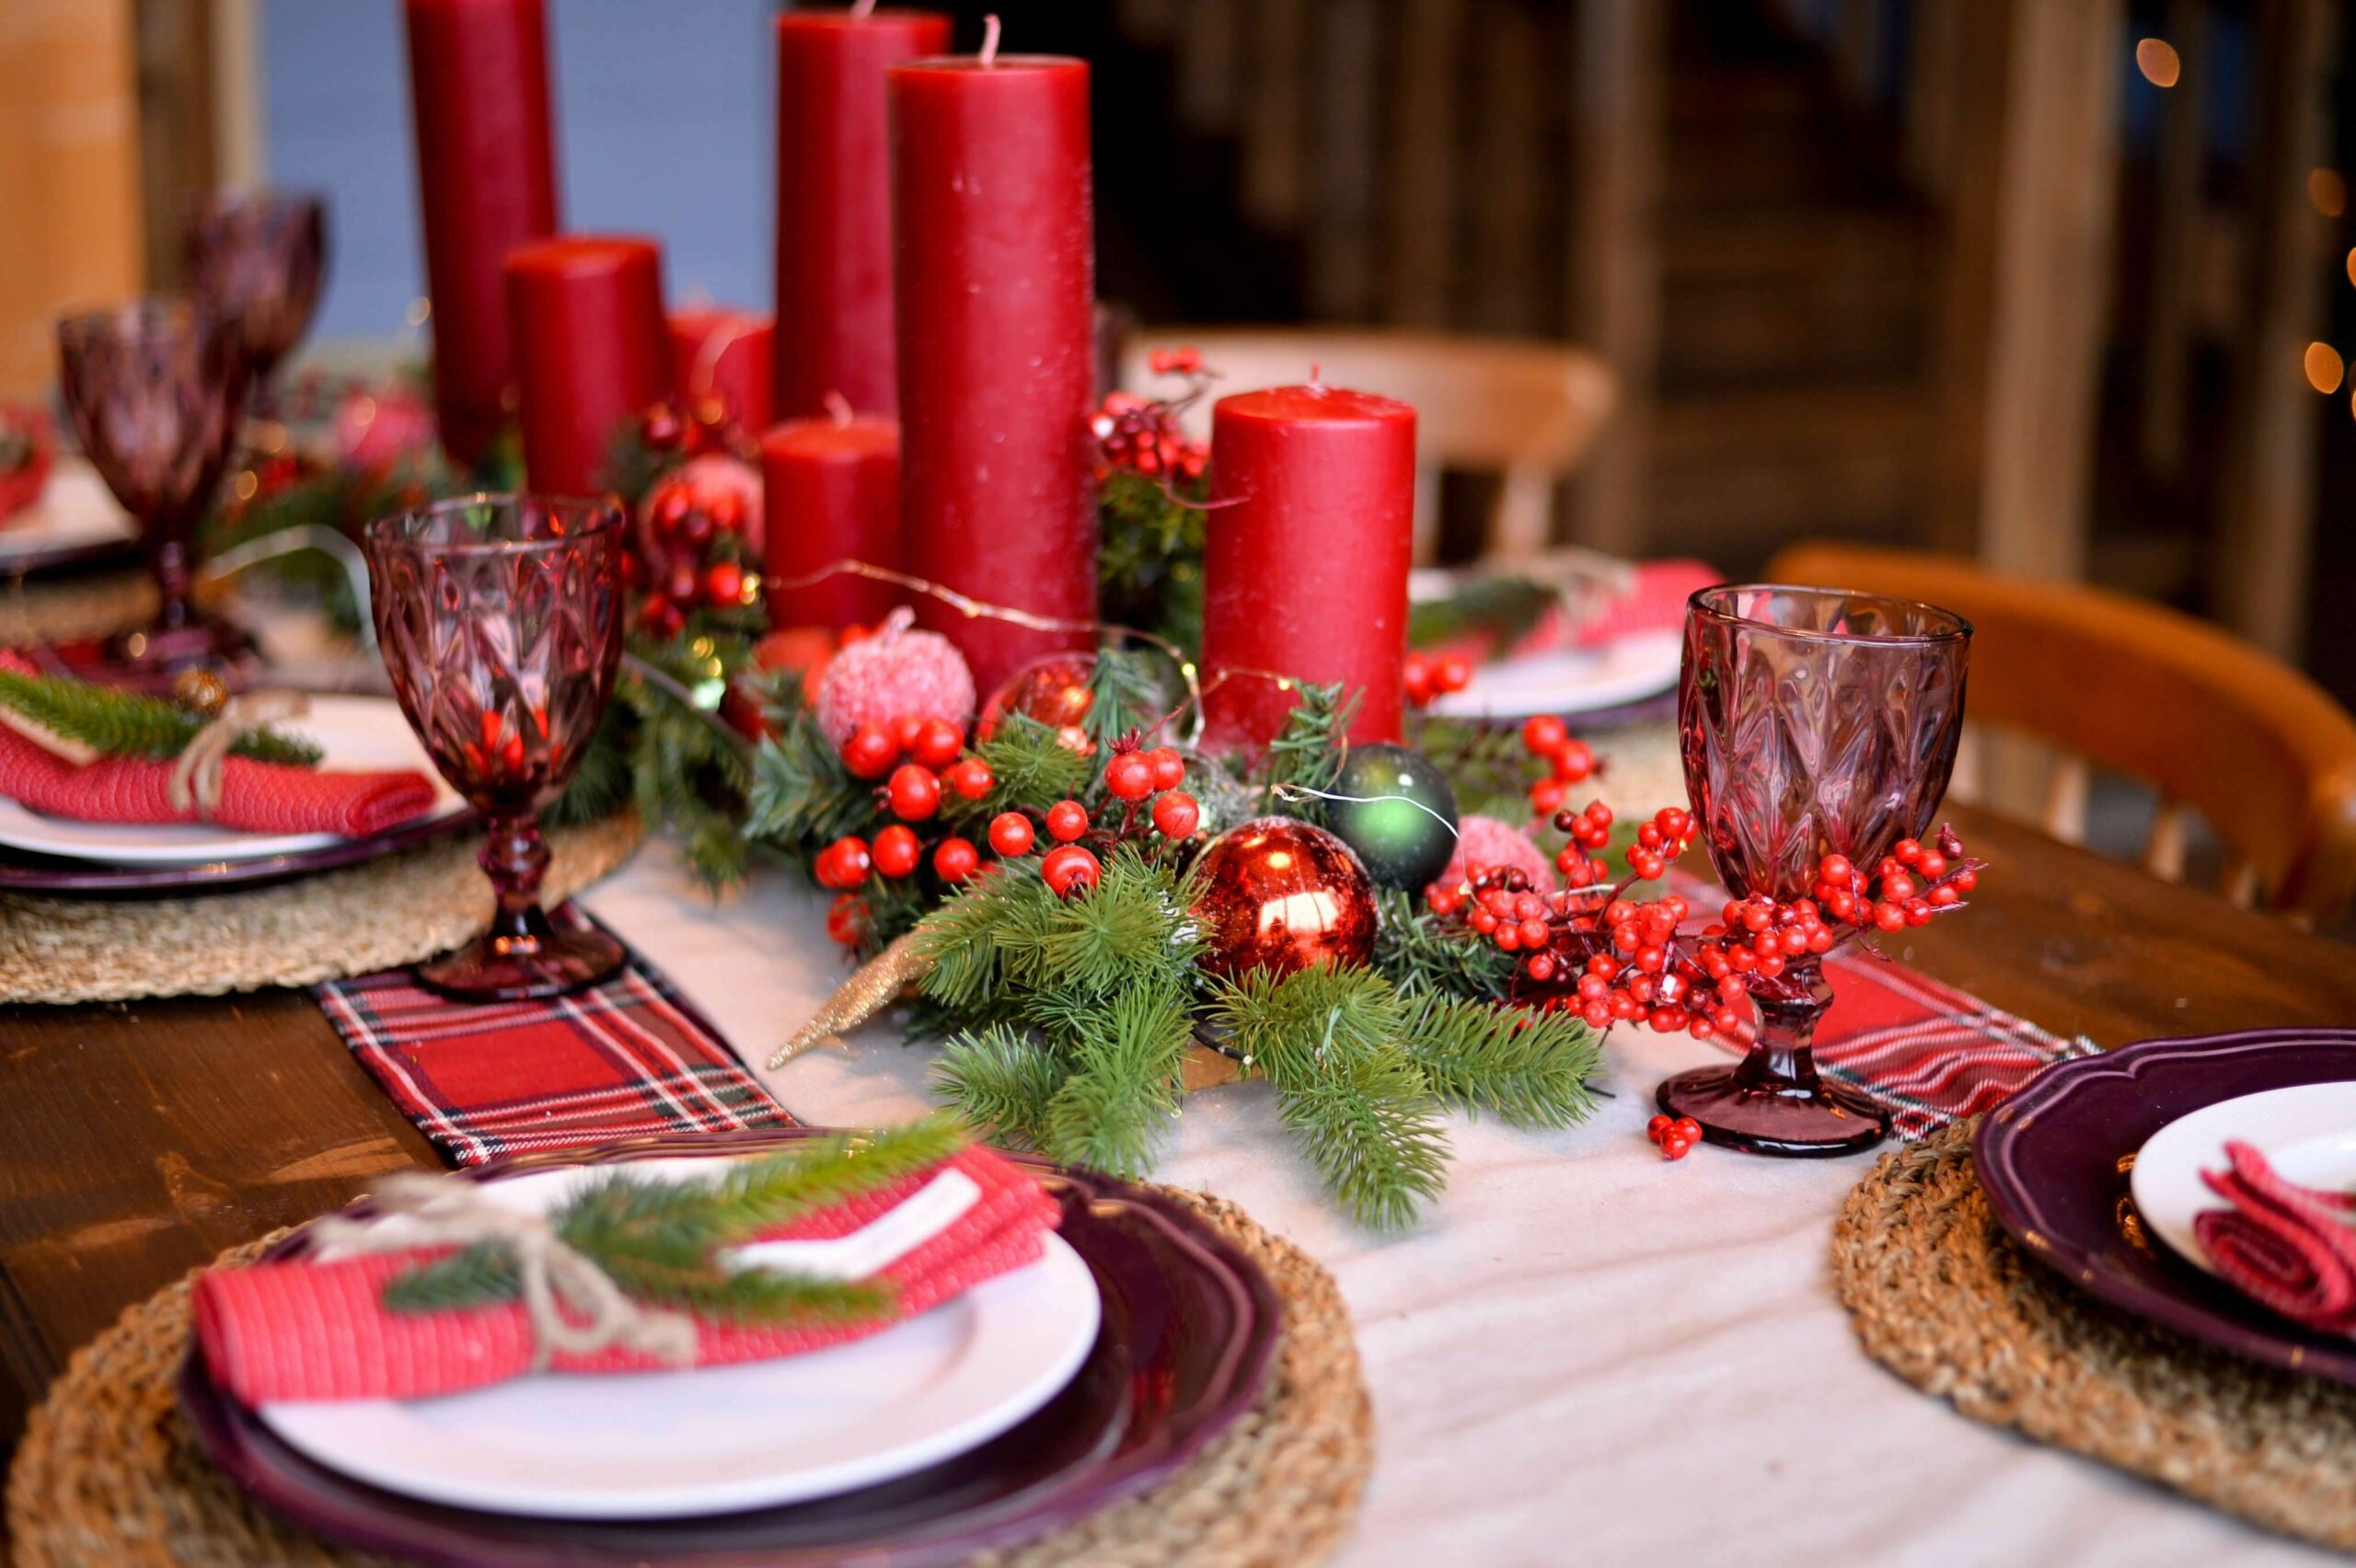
xmin=505 ymin=236 xmax=671 ymax=498
xmin=761 ymin=402 xmax=903 ymax=631
xmin=891 ymin=39 xmax=1097 ymax=694
xmin=670 ymin=306 xmax=775 ymax=437
xmin=773 ymin=6 xmax=952 ymax=420
xmin=402 ymin=0 xmax=560 ymax=467
xmin=1201 ymin=383 xmax=1418 ymax=749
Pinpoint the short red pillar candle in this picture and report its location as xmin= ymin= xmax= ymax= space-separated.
xmin=773 ymin=5 xmax=952 ymax=421
xmin=1200 ymin=382 xmax=1418 ymax=749
xmin=670 ymin=306 xmax=775 ymax=437
xmin=761 ymin=403 xmax=904 ymax=631
xmin=505 ymin=236 xmax=671 ymax=498
xmin=890 ymin=39 xmax=1098 ymax=694
xmin=402 ymin=0 xmax=560 ymax=468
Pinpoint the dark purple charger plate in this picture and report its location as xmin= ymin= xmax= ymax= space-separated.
xmin=0 ymin=807 xmax=475 ymax=897
xmin=1973 ymin=1028 xmax=2356 ymax=1385
xmin=179 ymin=1129 xmax=1283 ymax=1568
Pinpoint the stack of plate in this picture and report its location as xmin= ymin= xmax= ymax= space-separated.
xmin=0 ymin=693 xmax=471 ymax=896
xmin=1975 ymin=1029 xmax=2356 ymax=1383
xmin=180 ymin=1131 xmax=1281 ymax=1568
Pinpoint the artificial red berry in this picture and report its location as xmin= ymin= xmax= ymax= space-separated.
xmin=1152 ymin=790 xmax=1200 ymax=838
xmin=1433 ymin=653 xmax=1473 ymax=693
xmin=1819 ymin=853 xmax=1854 ymax=883
xmin=945 ymin=756 xmax=994 ymax=799
xmin=988 ymin=813 xmax=1035 ymax=856
xmin=1146 ymin=747 xmax=1186 ymax=791
xmin=1045 ymin=800 xmax=1090 ymax=842
xmin=707 ymin=490 xmax=746 ymax=534
xmin=1529 ymin=778 xmax=1567 ymax=815
xmin=842 ymin=721 xmax=895 ymax=779
xmin=1659 ymin=1133 xmax=1692 ymax=1161
xmin=1551 ymin=739 xmax=1595 ymax=783
xmin=702 ymin=560 xmax=745 ymax=607
xmin=1673 ymin=1117 xmax=1702 ymax=1145
xmin=815 ymin=836 xmax=871 ymax=889
xmin=890 ymin=714 xmax=925 ymax=755
xmin=1041 ymin=844 xmax=1102 ymax=896
xmin=886 ymin=764 xmax=942 ymax=821
xmin=825 ymin=894 xmax=866 ymax=947
xmin=1646 ymin=1114 xmax=1672 ymax=1143
xmin=1403 ymin=654 xmax=1435 ymax=707
xmin=872 ymin=824 xmax=921 ymax=878
xmin=1103 ymin=751 xmax=1156 ymax=801
xmin=1893 ymin=837 xmax=1923 ymax=866
xmin=912 ymin=718 xmax=965 ymax=769
xmin=1521 ymin=715 xmax=1570 ymax=755
xmin=932 ymin=836 xmax=979 ymax=882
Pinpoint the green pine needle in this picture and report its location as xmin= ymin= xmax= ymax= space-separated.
xmin=931 ymin=1026 xmax=1070 ymax=1150
xmin=381 ymin=1243 xmax=520 ymax=1314
xmin=966 ymin=713 xmax=1092 ymax=820
xmin=0 ymin=668 xmax=320 ymax=767
xmin=1081 ymin=646 xmax=1167 ymax=751
xmin=1401 ymin=992 xmax=1604 ymax=1129
xmin=1255 ymin=680 xmax=1360 ymax=805
xmin=1038 ymin=977 xmax=1192 ymax=1176
xmin=1371 ymin=890 xmax=1519 ymax=1002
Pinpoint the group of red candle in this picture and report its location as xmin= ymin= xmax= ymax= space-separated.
xmin=400 ymin=0 xmax=1414 ymax=742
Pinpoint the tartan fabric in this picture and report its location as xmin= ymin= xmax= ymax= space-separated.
xmin=314 ymin=905 xmax=793 ymax=1165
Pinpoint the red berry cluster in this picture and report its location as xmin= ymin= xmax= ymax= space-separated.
xmin=1091 ymin=375 xmax=1208 ymax=487
xmin=639 ymin=394 xmax=754 ymax=464
xmin=1516 ymin=715 xmax=1598 ymax=817
xmin=1401 ymin=650 xmax=1473 ymax=709
xmin=984 ymin=744 xmax=1198 ymax=898
xmin=1646 ymin=1113 xmax=1703 ymax=1160
xmin=629 ymin=472 xmax=756 ymax=639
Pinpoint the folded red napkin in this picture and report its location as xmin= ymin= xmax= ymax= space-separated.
xmin=0 ymin=664 xmax=438 ymax=839
xmin=2194 ymin=1139 xmax=2356 ymax=1332
xmin=1519 ymin=559 xmax=1722 ymax=655
xmin=193 ymin=1147 xmax=1062 ymax=1406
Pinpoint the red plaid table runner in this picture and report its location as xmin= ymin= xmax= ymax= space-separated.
xmin=314 ymin=905 xmax=794 ymax=1164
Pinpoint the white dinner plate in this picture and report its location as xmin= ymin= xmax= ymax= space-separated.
xmin=0 ymin=458 xmax=139 ymax=567
xmin=1426 ymin=628 xmax=1684 ymax=721
xmin=0 ymin=693 xmax=466 ymax=865
xmin=258 ymin=1156 xmax=1102 ymax=1520
xmin=2131 ymin=1081 xmax=2356 ymax=1277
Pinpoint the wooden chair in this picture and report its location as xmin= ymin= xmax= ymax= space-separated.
xmin=1765 ymin=541 xmax=2356 ymax=923
xmin=1120 ymin=328 xmax=1616 ymax=565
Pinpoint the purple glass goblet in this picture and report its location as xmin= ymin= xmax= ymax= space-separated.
xmin=364 ymin=494 xmax=628 ymax=1000
xmin=182 ymin=190 xmax=328 ymax=388
xmin=1659 ymin=584 xmax=1972 ymax=1157
xmin=55 ymin=299 xmax=254 ymax=674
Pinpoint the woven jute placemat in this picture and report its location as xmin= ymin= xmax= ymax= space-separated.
xmin=8 ymin=1187 xmax=1371 ymax=1568
xmin=1834 ymin=1117 xmax=2356 ymax=1551
xmin=0 ymin=569 xmax=157 ymax=648
xmin=0 ymin=813 xmax=642 ymax=1005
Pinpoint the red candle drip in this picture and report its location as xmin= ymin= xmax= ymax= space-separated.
xmin=760 ymin=408 xmax=904 ymax=631
xmin=1200 ymin=382 xmax=1417 ymax=749
xmin=890 ymin=47 xmax=1098 ymax=694
xmin=773 ymin=6 xmax=953 ymax=421
xmin=669 ymin=306 xmax=775 ymax=438
xmin=401 ymin=0 xmax=560 ymax=468
xmin=505 ymin=236 xmax=671 ymax=499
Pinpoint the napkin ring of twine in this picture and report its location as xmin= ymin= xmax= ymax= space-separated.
xmin=167 ymin=689 xmax=308 ymax=818
xmin=307 ymin=1173 xmax=699 ymax=1371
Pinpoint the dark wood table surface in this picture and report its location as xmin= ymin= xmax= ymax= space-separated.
xmin=1 ymin=803 xmax=2352 ymax=1472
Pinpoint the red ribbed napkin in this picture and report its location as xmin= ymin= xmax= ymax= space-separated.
xmin=0 ymin=665 xmax=438 ymax=839
xmin=192 ymin=1147 xmax=1061 ymax=1407
xmin=2194 ymin=1139 xmax=2356 ymax=1332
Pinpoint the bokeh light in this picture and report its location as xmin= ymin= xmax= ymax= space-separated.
xmin=2311 ymin=168 xmax=2348 ymax=218
xmin=2134 ymin=39 xmax=2181 ymax=88
xmin=2304 ymin=341 xmax=2344 ymax=394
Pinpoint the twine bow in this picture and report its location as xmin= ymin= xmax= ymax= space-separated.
xmin=308 ymin=1173 xmax=700 ymax=1372
xmin=167 ymin=690 xmax=308 ymax=817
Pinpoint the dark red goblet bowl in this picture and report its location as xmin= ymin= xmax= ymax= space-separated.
xmin=183 ymin=190 xmax=329 ymax=387
xmin=1659 ymin=583 xmax=1971 ymax=1157
xmin=364 ymin=493 xmax=628 ymax=1000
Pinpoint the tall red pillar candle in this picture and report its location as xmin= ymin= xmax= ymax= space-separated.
xmin=1201 ymin=383 xmax=1417 ymax=749
xmin=891 ymin=42 xmax=1097 ymax=694
xmin=402 ymin=0 xmax=560 ymax=467
xmin=670 ymin=306 xmax=775 ymax=437
xmin=761 ymin=404 xmax=903 ymax=631
xmin=773 ymin=6 xmax=952 ymax=420
xmin=505 ymin=236 xmax=671 ymax=498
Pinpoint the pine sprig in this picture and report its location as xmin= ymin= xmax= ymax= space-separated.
xmin=965 ymin=713 xmax=1092 ymax=821
xmin=1081 ymin=646 xmax=1167 ymax=752
xmin=615 ymin=637 xmax=759 ymax=889
xmin=1097 ymin=467 xmax=1207 ymax=650
xmin=1401 ymin=992 xmax=1604 ymax=1129
xmin=1038 ymin=976 xmax=1192 ymax=1176
xmin=0 ymin=668 xmax=321 ymax=767
xmin=746 ymin=705 xmax=873 ymax=857
xmin=380 ymin=1242 xmax=519 ymax=1314
xmin=914 ymin=847 xmax=1200 ymax=1013
xmin=1410 ymin=715 xmax=1545 ymax=824
xmin=546 ymin=701 xmax=632 ymax=827
xmin=931 ymin=1026 xmax=1069 ymax=1150
xmin=1255 ymin=680 xmax=1359 ymax=807
xmin=1371 ymin=889 xmax=1519 ymax=1002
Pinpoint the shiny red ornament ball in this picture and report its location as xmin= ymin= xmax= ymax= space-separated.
xmin=1041 ymin=844 xmax=1103 ymax=897
xmin=976 ymin=653 xmax=1098 ymax=753
xmin=1190 ymin=817 xmax=1378 ymax=978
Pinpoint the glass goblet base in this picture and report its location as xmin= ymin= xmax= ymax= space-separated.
xmin=100 ymin=616 xmax=259 ymax=695
xmin=1655 ymin=1064 xmax=1890 ymax=1158
xmin=417 ymin=914 xmax=625 ymax=1003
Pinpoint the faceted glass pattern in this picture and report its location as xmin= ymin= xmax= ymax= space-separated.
xmin=365 ymin=494 xmax=627 ymax=999
xmin=1658 ymin=585 xmax=1972 ymax=1156
xmin=182 ymin=190 xmax=327 ymax=385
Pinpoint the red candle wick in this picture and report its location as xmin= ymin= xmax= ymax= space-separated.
xmin=824 ymin=390 xmax=855 ymax=427
xmin=979 ymin=13 xmax=1001 ymax=65
xmin=851 ymin=0 xmax=877 ymax=17
xmin=1307 ymin=363 xmax=1325 ymax=392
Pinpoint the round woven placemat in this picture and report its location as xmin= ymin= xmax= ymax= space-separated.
xmin=1835 ymin=1117 xmax=2356 ymax=1551
xmin=0 ymin=813 xmax=642 ymax=1005
xmin=0 ymin=568 xmax=156 ymax=647
xmin=8 ymin=1188 xmax=1370 ymax=1568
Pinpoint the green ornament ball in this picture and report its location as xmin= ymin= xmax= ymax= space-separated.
xmin=1323 ymin=743 xmax=1460 ymax=890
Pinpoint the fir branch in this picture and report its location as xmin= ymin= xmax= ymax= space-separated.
xmin=1401 ymin=993 xmax=1604 ymax=1129
xmin=1254 ymin=680 xmax=1359 ymax=808
xmin=1410 ymin=716 xmax=1542 ymax=824
xmin=1096 ymin=467 xmax=1207 ymax=650
xmin=704 ymin=1115 xmax=971 ymax=1233
xmin=932 ymin=1025 xmax=1070 ymax=1150
xmin=547 ymin=701 xmax=632 ymax=826
xmin=966 ymin=713 xmax=1091 ymax=820
xmin=745 ymin=708 xmax=873 ymax=857
xmin=380 ymin=1243 xmax=520 ymax=1314
xmin=0 ymin=668 xmax=321 ymax=767
xmin=1081 ymin=646 xmax=1166 ymax=751
xmin=616 ymin=635 xmax=761 ymax=889
xmin=915 ymin=847 xmax=1198 ymax=1013
xmin=1038 ymin=976 xmax=1192 ymax=1176
xmin=1371 ymin=889 xmax=1519 ymax=1002
xmin=1405 ymin=575 xmax=1555 ymax=653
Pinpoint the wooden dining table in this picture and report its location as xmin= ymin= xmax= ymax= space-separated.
xmin=4 ymin=797 xmax=2353 ymax=1563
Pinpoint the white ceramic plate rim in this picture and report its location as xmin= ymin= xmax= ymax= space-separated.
xmin=0 ymin=694 xmax=465 ymax=865
xmin=0 ymin=460 xmax=138 ymax=562
xmin=2131 ymin=1081 xmax=2356 ymax=1276
xmin=1426 ymin=628 xmax=1683 ymax=720
xmin=254 ymin=1157 xmax=1101 ymax=1520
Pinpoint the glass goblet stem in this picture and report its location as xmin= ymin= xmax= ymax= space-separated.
xmin=478 ymin=813 xmax=556 ymax=951
xmin=1730 ymin=956 xmax=1835 ymax=1094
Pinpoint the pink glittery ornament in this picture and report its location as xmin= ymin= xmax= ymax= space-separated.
xmin=813 ymin=606 xmax=976 ymax=746
xmin=1440 ymin=813 xmax=1557 ymax=894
